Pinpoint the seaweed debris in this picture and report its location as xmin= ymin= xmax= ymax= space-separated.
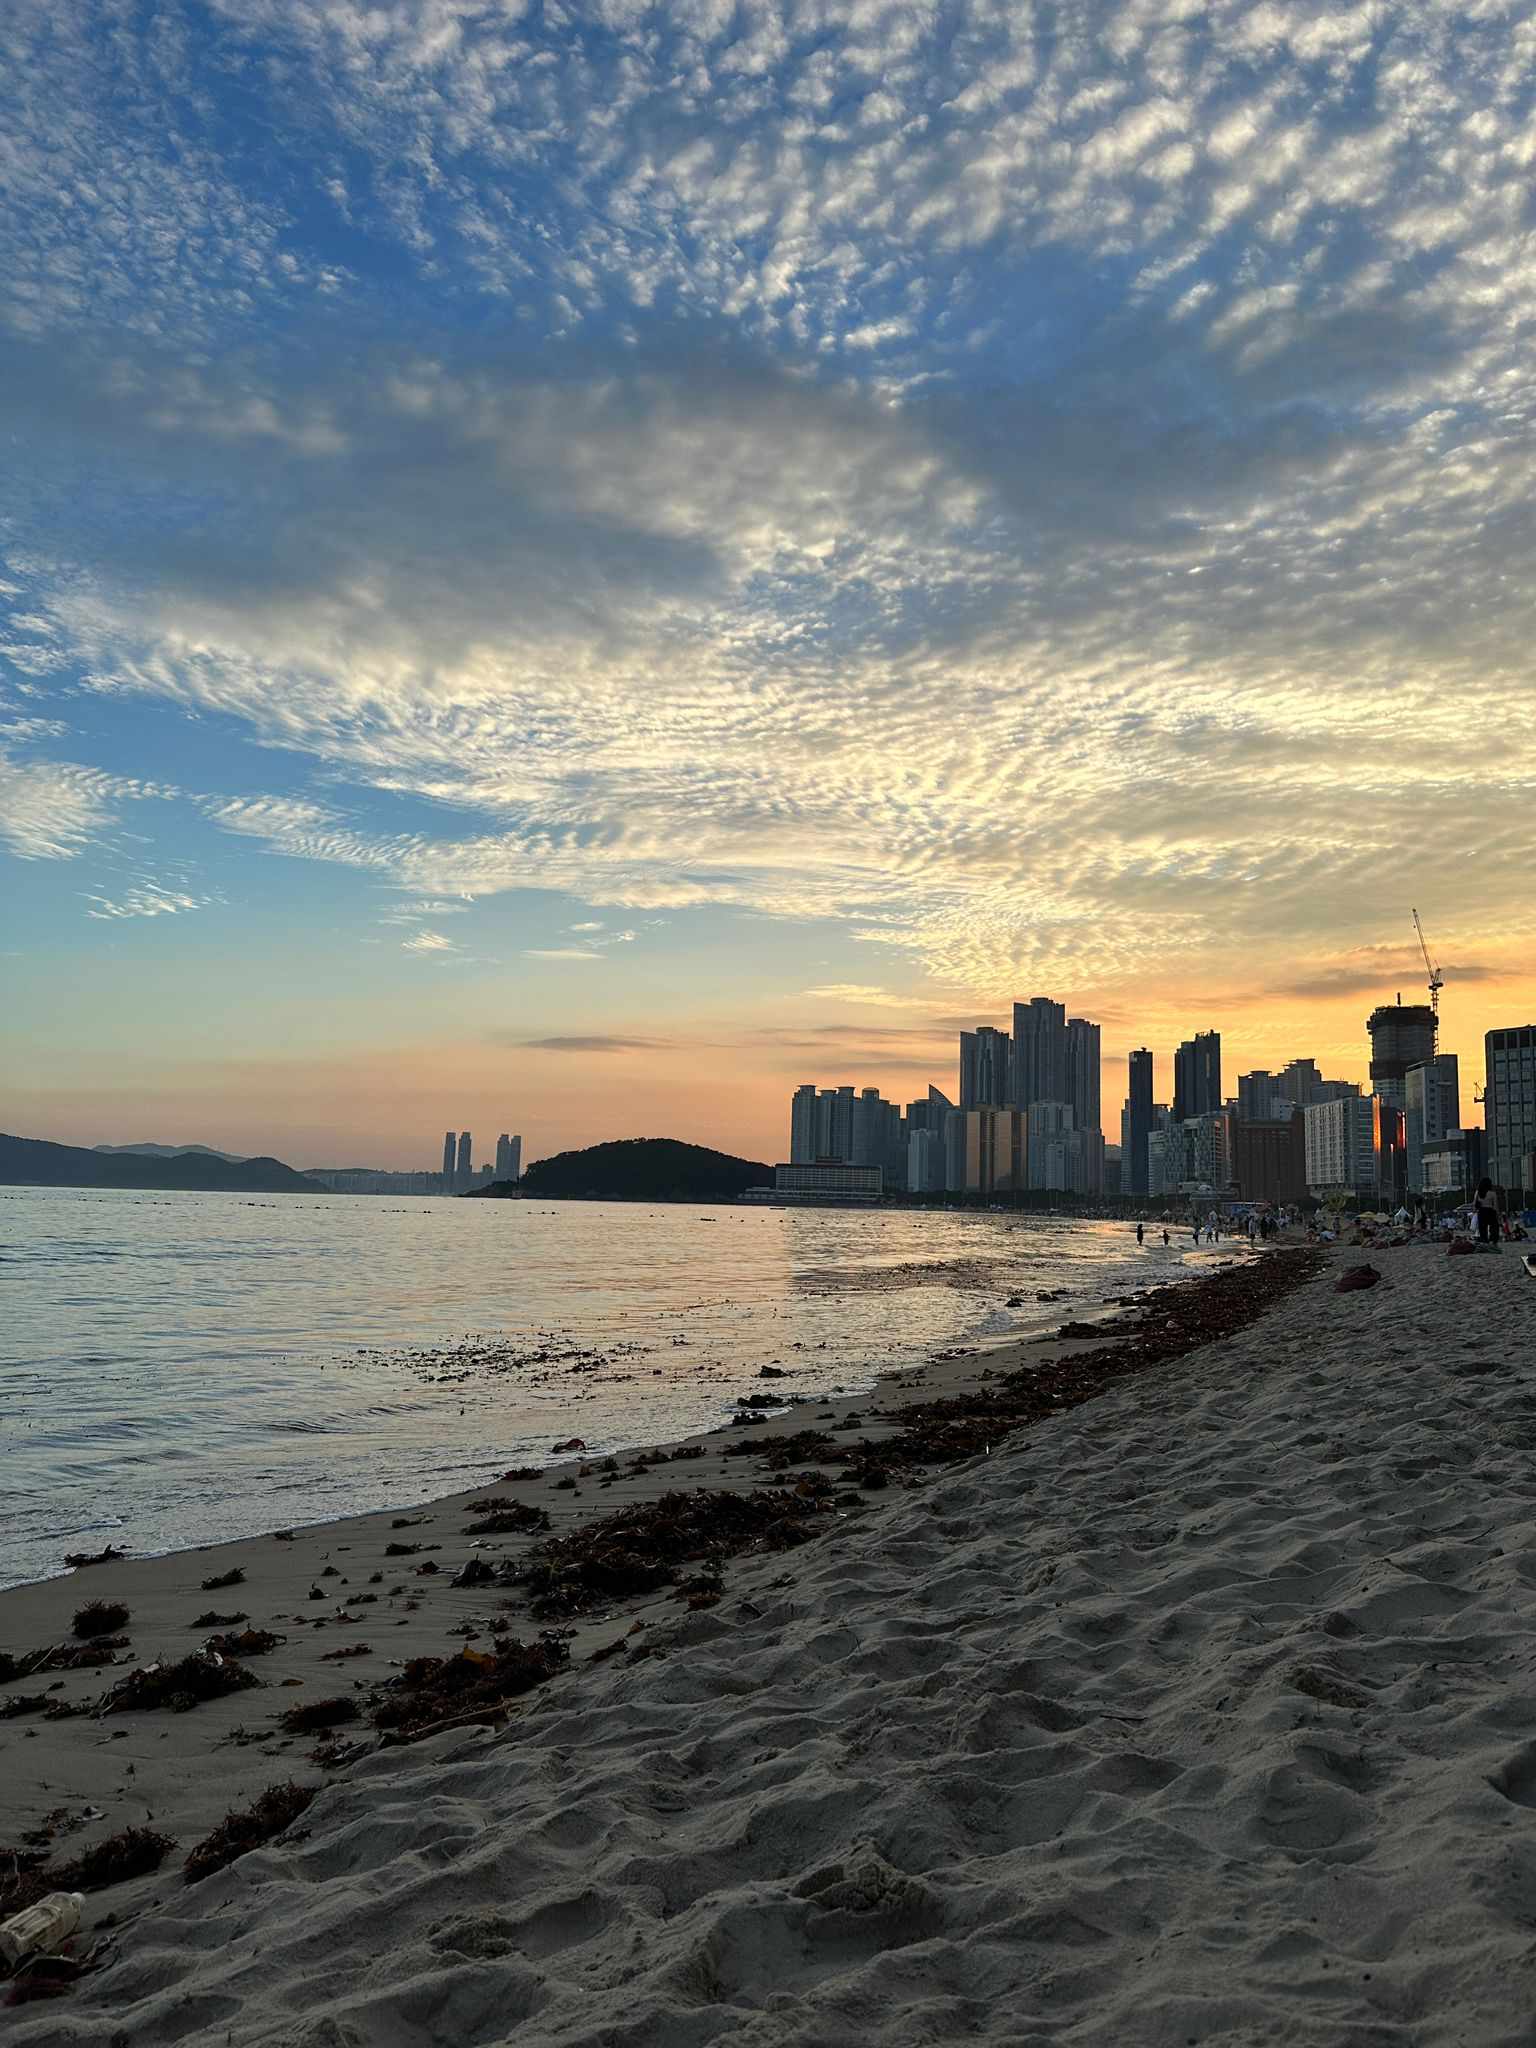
xmin=72 ymin=1601 xmax=130 ymax=1639
xmin=199 ymin=1568 xmax=245 ymax=1591
xmin=0 ymin=1641 xmax=128 ymax=1684
xmin=101 ymin=1653 xmax=261 ymax=1714
xmin=517 ymin=1487 xmax=831 ymax=1620
xmin=462 ymin=1499 xmax=551 ymax=1535
xmin=63 ymin=1545 xmax=126 ymax=1569
xmin=370 ymin=1636 xmax=569 ymax=1739
xmin=738 ymin=1250 xmax=1329 ymax=1484
xmin=204 ymin=1629 xmax=284 ymax=1657
xmin=191 ymin=1609 xmax=248 ymax=1628
xmin=183 ymin=1781 xmax=318 ymax=1885
xmin=0 ymin=1827 xmax=175 ymax=1920
xmin=277 ymin=1696 xmax=360 ymax=1735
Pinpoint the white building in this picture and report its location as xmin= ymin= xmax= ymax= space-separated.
xmin=1304 ymin=1095 xmax=1380 ymax=1195
xmin=1404 ymin=1056 xmax=1458 ymax=1193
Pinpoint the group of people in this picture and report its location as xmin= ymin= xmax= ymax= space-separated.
xmin=1133 ymin=1209 xmax=1287 ymax=1250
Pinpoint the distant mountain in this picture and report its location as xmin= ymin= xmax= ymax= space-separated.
xmin=2 ymin=1133 xmax=325 ymax=1195
xmin=468 ymin=1137 xmax=772 ymax=1203
xmin=92 ymin=1142 xmax=247 ymax=1163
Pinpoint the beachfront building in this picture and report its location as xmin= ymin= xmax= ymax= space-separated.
xmin=944 ymin=1107 xmax=1027 ymax=1195
xmin=441 ymin=1130 xmax=456 ymax=1188
xmin=907 ymin=1126 xmax=946 ymax=1192
xmin=1367 ymin=1000 xmax=1437 ymax=1110
xmin=958 ymin=1026 xmax=1012 ymax=1109
xmin=1485 ymin=1026 xmax=1536 ymax=1199
xmin=773 ymin=1162 xmax=882 ymax=1199
xmin=1304 ymin=1094 xmax=1406 ymax=1201
xmin=1173 ymin=1032 xmax=1222 ymax=1122
xmin=1124 ymin=1048 xmax=1154 ymax=1196
xmin=1162 ymin=1110 xmax=1230 ymax=1196
xmin=1012 ymin=997 xmax=1067 ymax=1109
xmin=1231 ymin=1112 xmax=1307 ymax=1205
xmin=1065 ymin=1017 xmax=1103 ymax=1191
xmin=1404 ymin=1056 xmax=1459 ymax=1194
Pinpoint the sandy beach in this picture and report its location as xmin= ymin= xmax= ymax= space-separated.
xmin=7 ymin=1239 xmax=1536 ymax=2042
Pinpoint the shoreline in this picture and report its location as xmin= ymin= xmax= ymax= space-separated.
xmin=3 ymin=1244 xmax=1287 ymax=1980
xmin=13 ymin=1233 xmax=1536 ymax=2041
xmin=3 ymin=1223 xmax=1246 ymax=1596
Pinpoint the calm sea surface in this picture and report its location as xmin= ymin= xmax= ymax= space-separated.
xmin=0 ymin=1187 xmax=1236 ymax=1590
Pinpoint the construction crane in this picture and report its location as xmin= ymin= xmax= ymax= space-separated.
xmin=1412 ymin=907 xmax=1443 ymax=1018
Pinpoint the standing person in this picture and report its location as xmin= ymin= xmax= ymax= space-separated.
xmin=1474 ymin=1178 xmax=1502 ymax=1246
xmin=1192 ymin=1218 xmax=1201 ymax=1244
xmin=1136 ymin=1221 xmax=1144 ymax=1246
xmin=1162 ymin=1226 xmax=1170 ymax=1247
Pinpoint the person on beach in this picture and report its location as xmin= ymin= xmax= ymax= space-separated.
xmin=1136 ymin=1222 xmax=1144 ymax=1245
xmin=1192 ymin=1219 xmax=1201 ymax=1244
xmin=1162 ymin=1226 xmax=1170 ymax=1247
xmin=1474 ymin=1178 xmax=1502 ymax=1246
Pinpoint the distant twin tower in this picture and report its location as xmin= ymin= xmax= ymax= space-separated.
xmin=441 ymin=1129 xmax=522 ymax=1193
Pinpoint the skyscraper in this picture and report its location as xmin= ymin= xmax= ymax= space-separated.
xmin=959 ymin=1026 xmax=1011 ymax=1108
xmin=1404 ymin=1056 xmax=1459 ymax=1193
xmin=456 ymin=1131 xmax=472 ymax=1192
xmin=494 ymin=1133 xmax=523 ymax=1182
xmin=1173 ymin=1032 xmax=1221 ymax=1122
xmin=1485 ymin=1025 xmax=1536 ymax=1194
xmin=442 ymin=1131 xmax=456 ymax=1189
xmin=1125 ymin=1048 xmax=1154 ymax=1196
xmin=1064 ymin=1016 xmax=1103 ymax=1192
xmin=1011 ymin=997 xmax=1066 ymax=1109
xmin=1366 ymin=1001 xmax=1437 ymax=1109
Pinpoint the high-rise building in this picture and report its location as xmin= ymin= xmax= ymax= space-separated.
xmin=789 ymin=1084 xmax=857 ymax=1163
xmin=1404 ymin=1056 xmax=1459 ymax=1193
xmin=1237 ymin=1070 xmax=1282 ymax=1120
xmin=1304 ymin=1096 xmax=1386 ymax=1197
xmin=1065 ymin=1017 xmax=1101 ymax=1139
xmin=1232 ymin=1111 xmax=1306 ymax=1205
xmin=958 ymin=1027 xmax=1011 ymax=1109
xmin=907 ymin=1126 xmax=947 ymax=1192
xmin=1173 ymin=1032 xmax=1221 ymax=1122
xmin=1367 ymin=1001 xmax=1437 ymax=1109
xmin=1485 ymin=1025 xmax=1536 ymax=1195
xmin=442 ymin=1131 xmax=456 ymax=1188
xmin=494 ymin=1133 xmax=523 ymax=1182
xmin=1012 ymin=998 xmax=1066 ymax=1110
xmin=1125 ymin=1048 xmax=1154 ymax=1196
xmin=945 ymin=1107 xmax=1027 ymax=1195
xmin=455 ymin=1131 xmax=473 ymax=1192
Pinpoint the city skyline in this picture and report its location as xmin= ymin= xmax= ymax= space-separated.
xmin=4 ymin=5 xmax=1536 ymax=1166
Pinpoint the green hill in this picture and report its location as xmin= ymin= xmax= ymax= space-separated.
xmin=0 ymin=1133 xmax=325 ymax=1195
xmin=469 ymin=1137 xmax=771 ymax=1203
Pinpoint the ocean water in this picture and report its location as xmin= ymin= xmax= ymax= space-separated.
xmin=0 ymin=1186 xmax=1238 ymax=1590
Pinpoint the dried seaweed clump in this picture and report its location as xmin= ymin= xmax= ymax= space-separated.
xmin=371 ymin=1636 xmax=569 ymax=1738
xmin=462 ymin=1498 xmax=551 ymax=1535
xmin=72 ymin=1599 xmax=130 ymax=1639
xmin=518 ymin=1486 xmax=829 ymax=1620
xmin=0 ymin=1827 xmax=175 ymax=1922
xmin=204 ymin=1629 xmax=284 ymax=1658
xmin=277 ymin=1696 xmax=360 ymax=1735
xmin=102 ymin=1652 xmax=261 ymax=1714
xmin=183 ymin=1781 xmax=318 ymax=1885
xmin=200 ymin=1567 xmax=245 ymax=1591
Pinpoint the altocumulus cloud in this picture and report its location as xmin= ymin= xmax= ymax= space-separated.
xmin=1 ymin=0 xmax=1535 ymax=999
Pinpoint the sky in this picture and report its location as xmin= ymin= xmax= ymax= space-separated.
xmin=2 ymin=0 xmax=1534 ymax=1171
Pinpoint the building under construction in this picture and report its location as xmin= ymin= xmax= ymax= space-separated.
xmin=1366 ymin=999 xmax=1438 ymax=1109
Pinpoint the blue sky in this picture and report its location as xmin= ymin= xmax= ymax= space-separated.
xmin=3 ymin=1 xmax=1535 ymax=1166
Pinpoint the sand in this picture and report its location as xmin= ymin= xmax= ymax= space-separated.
xmin=8 ymin=1240 xmax=1536 ymax=2043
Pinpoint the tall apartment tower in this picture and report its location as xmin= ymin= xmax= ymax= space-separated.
xmin=959 ymin=1026 xmax=1011 ymax=1109
xmin=494 ymin=1133 xmax=523 ymax=1182
xmin=455 ymin=1131 xmax=473 ymax=1191
xmin=1012 ymin=997 xmax=1067 ymax=1109
xmin=1366 ymin=1000 xmax=1437 ymax=1109
xmin=441 ymin=1131 xmax=456 ymax=1188
xmin=1065 ymin=1017 xmax=1101 ymax=1138
xmin=1173 ymin=1032 xmax=1221 ymax=1122
xmin=1125 ymin=1048 xmax=1154 ymax=1196
xmin=1485 ymin=1025 xmax=1536 ymax=1193
xmin=1404 ymin=1056 xmax=1459 ymax=1193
